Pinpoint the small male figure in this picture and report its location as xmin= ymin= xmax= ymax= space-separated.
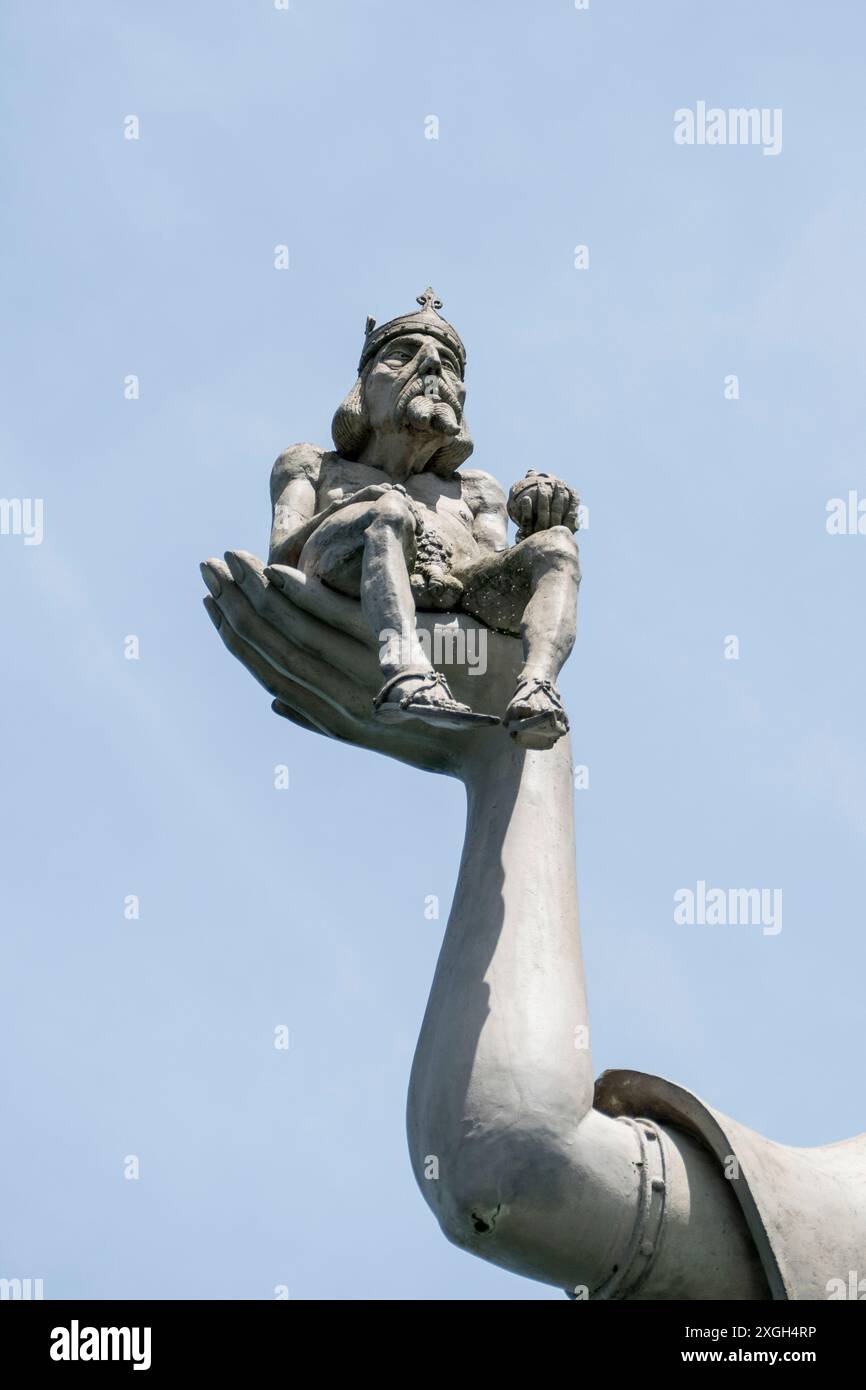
xmin=267 ymin=289 xmax=580 ymax=748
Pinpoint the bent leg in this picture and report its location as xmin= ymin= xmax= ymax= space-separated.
xmin=300 ymin=492 xmax=492 ymax=725
xmin=459 ymin=527 xmax=580 ymax=745
xmin=460 ymin=526 xmax=580 ymax=676
xmin=300 ymin=491 xmax=428 ymax=674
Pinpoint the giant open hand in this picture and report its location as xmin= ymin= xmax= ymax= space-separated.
xmin=200 ymin=551 xmax=523 ymax=779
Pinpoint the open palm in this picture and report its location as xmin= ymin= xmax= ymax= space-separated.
xmin=200 ymin=550 xmax=523 ymax=779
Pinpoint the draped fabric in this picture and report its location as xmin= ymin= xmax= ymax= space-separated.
xmin=596 ymin=1069 xmax=866 ymax=1301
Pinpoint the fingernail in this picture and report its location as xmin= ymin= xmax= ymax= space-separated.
xmin=203 ymin=596 xmax=222 ymax=630
xmin=225 ymin=552 xmax=244 ymax=584
xmin=263 ymin=566 xmax=283 ymax=588
xmin=200 ymin=562 xmax=221 ymax=598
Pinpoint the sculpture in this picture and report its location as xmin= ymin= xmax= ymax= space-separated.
xmin=201 ymin=291 xmax=866 ymax=1300
xmin=265 ymin=289 xmax=579 ymax=747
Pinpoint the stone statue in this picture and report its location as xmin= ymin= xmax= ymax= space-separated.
xmin=265 ymin=289 xmax=580 ymax=748
xmin=201 ymin=291 xmax=866 ymax=1300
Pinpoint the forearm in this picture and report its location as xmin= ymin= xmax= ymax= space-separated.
xmin=418 ymin=735 xmax=596 ymax=1120
xmin=406 ymin=733 xmax=769 ymax=1298
xmin=407 ymin=735 xmax=640 ymax=1289
xmin=269 ymin=502 xmax=341 ymax=567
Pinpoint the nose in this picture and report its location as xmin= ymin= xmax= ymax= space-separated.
xmin=417 ymin=342 xmax=442 ymax=375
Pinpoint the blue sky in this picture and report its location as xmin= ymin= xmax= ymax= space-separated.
xmin=1 ymin=0 xmax=864 ymax=1300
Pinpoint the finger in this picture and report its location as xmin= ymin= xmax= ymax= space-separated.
xmin=273 ymin=673 xmax=452 ymax=774
xmin=203 ymin=573 xmax=471 ymax=776
xmin=208 ymin=570 xmax=372 ymax=719
xmin=203 ymin=593 xmax=302 ymax=706
xmin=549 ymin=483 xmax=568 ymax=528
xmin=201 ymin=558 xmax=223 ymax=598
xmin=517 ymin=494 xmax=533 ymax=536
xmin=203 ymin=593 xmax=222 ymax=628
xmin=225 ymin=550 xmax=379 ymax=682
xmin=268 ymin=684 xmax=359 ymax=742
xmin=563 ymin=491 xmax=581 ymax=531
xmin=534 ymin=480 xmax=552 ymax=531
xmin=263 ymin=564 xmax=374 ymax=647
xmin=273 ymin=692 xmax=449 ymax=772
xmin=205 ymin=590 xmax=439 ymax=765
xmin=204 ymin=592 xmax=361 ymax=739
xmin=271 ymin=699 xmax=321 ymax=736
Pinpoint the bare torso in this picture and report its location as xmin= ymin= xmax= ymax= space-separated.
xmin=314 ymin=454 xmax=483 ymax=573
xmin=286 ymin=450 xmax=508 ymax=610
xmin=265 ymin=440 xmax=580 ymax=741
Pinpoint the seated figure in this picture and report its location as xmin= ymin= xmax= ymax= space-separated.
xmin=266 ymin=288 xmax=581 ymax=749
xmin=201 ymin=291 xmax=866 ymax=1301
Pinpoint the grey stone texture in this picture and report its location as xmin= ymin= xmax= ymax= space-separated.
xmin=201 ymin=291 xmax=866 ymax=1299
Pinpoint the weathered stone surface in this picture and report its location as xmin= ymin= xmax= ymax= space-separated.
xmin=201 ymin=291 xmax=865 ymax=1300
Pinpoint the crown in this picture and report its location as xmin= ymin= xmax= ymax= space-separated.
xmin=358 ymin=287 xmax=466 ymax=376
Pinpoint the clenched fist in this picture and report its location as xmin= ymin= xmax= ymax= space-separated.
xmin=507 ymin=470 xmax=580 ymax=541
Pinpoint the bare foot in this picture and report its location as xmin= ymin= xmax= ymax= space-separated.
xmin=410 ymin=571 xmax=465 ymax=610
xmin=504 ymin=674 xmax=569 ymax=749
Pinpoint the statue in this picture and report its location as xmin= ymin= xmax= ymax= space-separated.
xmin=266 ymin=288 xmax=579 ymax=747
xmin=201 ymin=290 xmax=866 ymax=1300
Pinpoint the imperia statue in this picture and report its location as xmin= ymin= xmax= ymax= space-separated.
xmin=202 ymin=290 xmax=866 ymax=1300
xmin=266 ymin=288 xmax=580 ymax=747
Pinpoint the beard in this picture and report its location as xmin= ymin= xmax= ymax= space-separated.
xmin=395 ymin=373 xmax=462 ymax=437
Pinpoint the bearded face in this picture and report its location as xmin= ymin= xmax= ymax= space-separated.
xmin=331 ymin=331 xmax=474 ymax=473
xmin=364 ymin=333 xmax=466 ymax=439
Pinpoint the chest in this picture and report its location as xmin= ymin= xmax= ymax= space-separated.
xmin=319 ymin=459 xmax=474 ymax=529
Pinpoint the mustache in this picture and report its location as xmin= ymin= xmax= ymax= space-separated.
xmin=395 ymin=372 xmax=463 ymax=425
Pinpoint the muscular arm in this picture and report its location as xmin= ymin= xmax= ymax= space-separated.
xmin=269 ymin=443 xmax=328 ymax=567
xmin=461 ymin=468 xmax=509 ymax=554
xmin=408 ymin=734 xmax=769 ymax=1298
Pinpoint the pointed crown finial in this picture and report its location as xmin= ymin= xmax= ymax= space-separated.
xmin=416 ymin=286 xmax=444 ymax=313
xmin=358 ymin=286 xmax=466 ymax=376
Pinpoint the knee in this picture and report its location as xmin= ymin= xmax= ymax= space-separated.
xmin=523 ymin=526 xmax=580 ymax=577
xmin=369 ymin=489 xmax=414 ymax=536
xmin=543 ymin=525 xmax=580 ymax=564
